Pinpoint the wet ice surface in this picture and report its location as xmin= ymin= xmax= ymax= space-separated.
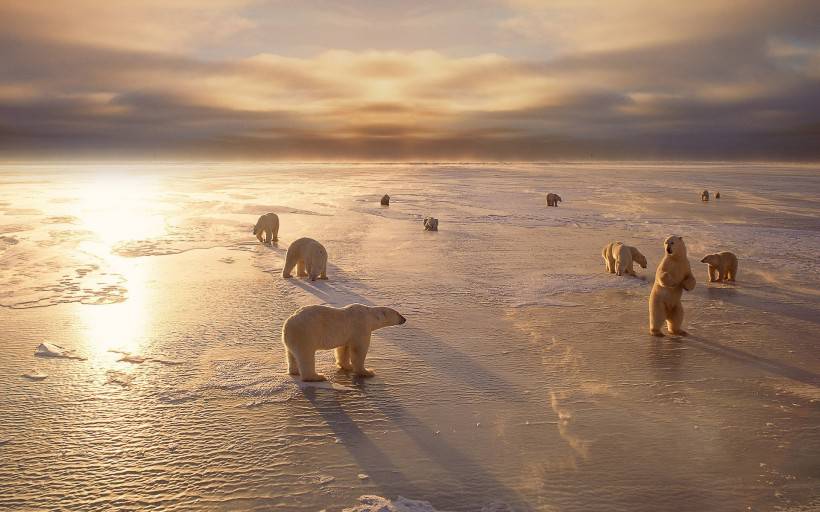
xmin=0 ymin=162 xmax=818 ymax=511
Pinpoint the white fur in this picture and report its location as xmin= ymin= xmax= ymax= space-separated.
xmin=253 ymin=213 xmax=279 ymax=243
xmin=282 ymin=304 xmax=406 ymax=381
xmin=649 ymin=235 xmax=696 ymax=336
xmin=282 ymin=237 xmax=328 ymax=281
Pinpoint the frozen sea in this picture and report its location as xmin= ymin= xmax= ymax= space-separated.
xmin=0 ymin=162 xmax=818 ymax=511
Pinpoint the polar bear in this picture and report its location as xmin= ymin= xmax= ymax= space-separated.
xmin=701 ymin=190 xmax=710 ymax=201
xmin=423 ymin=217 xmax=438 ymax=231
xmin=649 ymin=235 xmax=696 ymax=336
xmin=715 ymin=191 xmax=721 ymax=199
xmin=380 ymin=194 xmax=390 ymax=206
xmin=546 ymin=193 xmax=562 ymax=207
xmin=282 ymin=237 xmax=328 ymax=281
xmin=700 ymin=251 xmax=738 ymax=282
xmin=282 ymin=303 xmax=407 ymax=381
xmin=603 ymin=242 xmax=647 ymax=276
xmin=253 ymin=213 xmax=279 ymax=244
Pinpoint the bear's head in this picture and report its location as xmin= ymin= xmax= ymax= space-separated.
xmin=700 ymin=254 xmax=720 ymax=265
xmin=555 ymin=194 xmax=562 ymax=202
xmin=371 ymin=306 xmax=407 ymax=328
xmin=663 ymin=235 xmax=687 ymax=258
xmin=631 ymin=248 xmax=648 ymax=269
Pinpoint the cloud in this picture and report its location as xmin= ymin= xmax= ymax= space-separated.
xmin=0 ymin=1 xmax=818 ymax=160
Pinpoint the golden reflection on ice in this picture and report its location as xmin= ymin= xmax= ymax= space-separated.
xmin=78 ymin=253 xmax=152 ymax=359
xmin=73 ymin=173 xmax=161 ymax=360
xmin=75 ymin=173 xmax=166 ymax=244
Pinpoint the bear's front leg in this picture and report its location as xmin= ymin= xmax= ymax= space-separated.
xmin=682 ymin=273 xmax=696 ymax=291
xmin=335 ymin=345 xmax=353 ymax=371
xmin=708 ymin=265 xmax=718 ymax=282
xmin=351 ymin=338 xmax=375 ymax=378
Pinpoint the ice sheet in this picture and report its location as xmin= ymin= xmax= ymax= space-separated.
xmin=0 ymin=162 xmax=818 ymax=512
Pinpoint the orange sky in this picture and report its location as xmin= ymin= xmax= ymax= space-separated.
xmin=0 ymin=1 xmax=818 ymax=160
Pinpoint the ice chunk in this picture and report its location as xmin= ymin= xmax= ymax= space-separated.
xmin=343 ymin=495 xmax=446 ymax=512
xmin=34 ymin=343 xmax=86 ymax=360
xmin=118 ymin=354 xmax=146 ymax=364
xmin=22 ymin=370 xmax=48 ymax=381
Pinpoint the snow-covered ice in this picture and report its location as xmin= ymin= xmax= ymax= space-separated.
xmin=0 ymin=162 xmax=818 ymax=511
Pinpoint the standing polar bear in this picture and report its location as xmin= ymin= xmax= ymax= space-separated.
xmin=282 ymin=237 xmax=328 ymax=281
xmin=602 ymin=242 xmax=648 ymax=276
xmin=649 ymin=235 xmax=696 ymax=337
xmin=700 ymin=251 xmax=738 ymax=282
xmin=253 ymin=213 xmax=279 ymax=244
xmin=282 ymin=304 xmax=407 ymax=381
xmin=546 ymin=193 xmax=562 ymax=207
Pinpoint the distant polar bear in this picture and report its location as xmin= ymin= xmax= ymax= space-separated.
xmin=546 ymin=193 xmax=562 ymax=207
xmin=700 ymin=251 xmax=738 ymax=282
xmin=649 ymin=235 xmax=696 ymax=337
xmin=380 ymin=194 xmax=390 ymax=206
xmin=282 ymin=303 xmax=407 ymax=381
xmin=282 ymin=237 xmax=327 ymax=281
xmin=253 ymin=213 xmax=279 ymax=244
xmin=701 ymin=190 xmax=710 ymax=201
xmin=423 ymin=216 xmax=438 ymax=231
xmin=603 ymin=242 xmax=647 ymax=276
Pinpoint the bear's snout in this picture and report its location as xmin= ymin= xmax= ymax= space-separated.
xmin=666 ymin=245 xmax=673 ymax=254
xmin=398 ymin=315 xmax=406 ymax=324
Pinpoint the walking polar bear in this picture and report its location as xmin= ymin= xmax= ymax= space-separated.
xmin=282 ymin=304 xmax=407 ymax=381
xmin=602 ymin=242 xmax=648 ymax=276
xmin=253 ymin=213 xmax=279 ymax=244
xmin=282 ymin=237 xmax=327 ymax=281
xmin=546 ymin=193 xmax=562 ymax=207
xmin=700 ymin=251 xmax=738 ymax=282
xmin=649 ymin=235 xmax=696 ymax=337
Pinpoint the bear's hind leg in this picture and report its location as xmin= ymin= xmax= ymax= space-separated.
xmin=264 ymin=228 xmax=272 ymax=244
xmin=297 ymin=259 xmax=308 ymax=277
xmin=286 ymin=349 xmax=299 ymax=375
xmin=282 ymin=251 xmax=297 ymax=278
xmin=335 ymin=345 xmax=353 ymax=371
xmin=293 ymin=347 xmax=325 ymax=382
xmin=667 ymin=304 xmax=688 ymax=336
xmin=649 ymin=297 xmax=665 ymax=336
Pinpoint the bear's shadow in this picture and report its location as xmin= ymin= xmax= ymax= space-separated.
xmin=285 ymin=265 xmax=532 ymax=508
xmin=685 ymin=335 xmax=820 ymax=387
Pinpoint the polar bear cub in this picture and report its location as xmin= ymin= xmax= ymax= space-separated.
xmin=253 ymin=213 xmax=279 ymax=243
xmin=282 ymin=237 xmax=328 ymax=281
xmin=603 ymin=242 xmax=647 ymax=276
xmin=649 ymin=235 xmax=696 ymax=337
xmin=700 ymin=251 xmax=738 ymax=282
xmin=282 ymin=304 xmax=407 ymax=381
